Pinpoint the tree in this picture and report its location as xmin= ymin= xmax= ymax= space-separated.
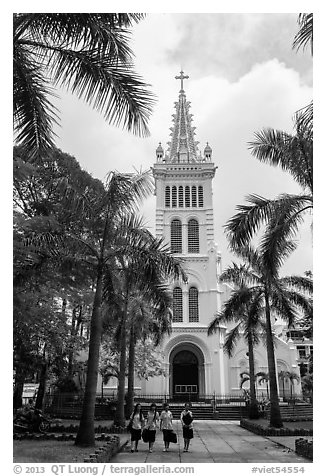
xmin=301 ymin=373 xmax=313 ymax=403
xmin=226 ymin=107 xmax=312 ymax=254
xmin=257 ymin=372 xmax=270 ymax=399
xmin=208 ymin=263 xmax=267 ymax=419
xmin=102 ymin=230 xmax=185 ymax=428
xmin=286 ymin=371 xmax=300 ymax=400
xmin=99 ymin=337 xmax=167 ymax=402
xmin=13 ymin=13 xmax=155 ymax=161
xmin=219 ymin=244 xmax=312 ymax=427
xmin=278 ymin=370 xmax=287 ymax=400
xmin=124 ymin=287 xmax=172 ymax=418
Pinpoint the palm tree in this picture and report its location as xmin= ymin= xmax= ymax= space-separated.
xmin=124 ymin=287 xmax=172 ymax=418
xmin=286 ymin=371 xmax=300 ymax=401
xmin=13 ymin=13 xmax=155 ymax=161
xmin=208 ymin=263 xmax=267 ymax=419
xmin=278 ymin=370 xmax=288 ymax=400
xmin=226 ymin=107 xmax=312 ymax=254
xmin=108 ymin=232 xmax=185 ymax=428
xmin=257 ymin=372 xmax=270 ymax=399
xmin=21 ymin=169 xmax=154 ymax=445
xmin=219 ymin=243 xmax=312 ymax=428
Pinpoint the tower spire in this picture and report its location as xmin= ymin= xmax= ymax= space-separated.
xmin=165 ymin=70 xmax=199 ymax=163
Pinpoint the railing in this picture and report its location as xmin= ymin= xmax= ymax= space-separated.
xmin=30 ymin=392 xmax=310 ymax=417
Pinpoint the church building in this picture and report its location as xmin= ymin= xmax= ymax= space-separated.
xmin=97 ymin=72 xmax=304 ymax=401
xmin=138 ymin=71 xmax=302 ymax=400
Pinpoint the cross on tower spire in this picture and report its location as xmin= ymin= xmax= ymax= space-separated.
xmin=175 ymin=70 xmax=189 ymax=92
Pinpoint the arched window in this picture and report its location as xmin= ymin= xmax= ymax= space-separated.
xmin=165 ymin=186 xmax=170 ymax=207
xmin=178 ymin=186 xmax=184 ymax=207
xmin=185 ymin=186 xmax=190 ymax=207
xmin=198 ymin=186 xmax=204 ymax=207
xmin=173 ymin=287 xmax=183 ymax=322
xmin=189 ymin=287 xmax=199 ymax=322
xmin=192 ymin=186 xmax=197 ymax=207
xmin=188 ymin=219 xmax=199 ymax=253
xmin=171 ymin=219 xmax=182 ymax=253
xmin=172 ymin=186 xmax=177 ymax=207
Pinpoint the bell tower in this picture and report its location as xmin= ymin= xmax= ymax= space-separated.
xmin=152 ymin=72 xmax=227 ymax=398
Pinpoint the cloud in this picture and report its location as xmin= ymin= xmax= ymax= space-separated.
xmin=52 ymin=13 xmax=312 ymax=276
xmin=165 ymin=13 xmax=312 ymax=85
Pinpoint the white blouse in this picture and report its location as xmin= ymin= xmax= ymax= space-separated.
xmin=131 ymin=412 xmax=144 ymax=430
xmin=146 ymin=410 xmax=160 ymax=430
xmin=160 ymin=410 xmax=173 ymax=430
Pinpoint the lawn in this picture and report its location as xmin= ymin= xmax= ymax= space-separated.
xmin=13 ymin=440 xmax=100 ymax=463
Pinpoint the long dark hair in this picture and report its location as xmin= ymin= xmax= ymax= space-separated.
xmin=130 ymin=403 xmax=143 ymax=421
xmin=149 ymin=403 xmax=157 ymax=419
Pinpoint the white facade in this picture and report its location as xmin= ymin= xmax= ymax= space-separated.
xmin=139 ymin=72 xmax=302 ymax=399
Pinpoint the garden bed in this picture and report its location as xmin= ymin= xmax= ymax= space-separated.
xmin=240 ymin=418 xmax=313 ymax=436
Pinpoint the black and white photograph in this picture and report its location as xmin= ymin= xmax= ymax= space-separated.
xmin=10 ymin=4 xmax=315 ymax=473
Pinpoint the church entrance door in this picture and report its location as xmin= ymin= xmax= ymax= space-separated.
xmin=172 ymin=350 xmax=199 ymax=401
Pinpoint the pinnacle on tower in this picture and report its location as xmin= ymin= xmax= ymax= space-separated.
xmin=156 ymin=142 xmax=164 ymax=161
xmin=204 ymin=142 xmax=212 ymax=161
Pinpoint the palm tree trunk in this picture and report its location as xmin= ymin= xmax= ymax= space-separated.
xmin=264 ymin=288 xmax=283 ymax=428
xmin=75 ymin=269 xmax=104 ymax=446
xmin=68 ymin=306 xmax=77 ymax=380
xmin=114 ymin=296 xmax=129 ymax=427
xmin=126 ymin=321 xmax=136 ymax=418
xmin=35 ymin=361 xmax=47 ymax=410
xmin=247 ymin=331 xmax=259 ymax=419
xmin=13 ymin=365 xmax=27 ymax=410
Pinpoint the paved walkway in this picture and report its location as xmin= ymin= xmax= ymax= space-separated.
xmin=111 ymin=420 xmax=311 ymax=463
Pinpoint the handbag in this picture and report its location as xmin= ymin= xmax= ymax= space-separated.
xmin=142 ymin=428 xmax=150 ymax=442
xmin=170 ymin=430 xmax=177 ymax=443
xmin=126 ymin=420 xmax=133 ymax=431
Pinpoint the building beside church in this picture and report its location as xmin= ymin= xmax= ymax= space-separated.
xmin=99 ymin=72 xmax=305 ymax=401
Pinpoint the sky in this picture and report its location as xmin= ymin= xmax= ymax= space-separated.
xmin=51 ymin=12 xmax=313 ymax=277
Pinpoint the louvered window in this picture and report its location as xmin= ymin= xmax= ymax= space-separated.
xmin=185 ymin=186 xmax=190 ymax=207
xmin=192 ymin=186 xmax=197 ymax=207
xmin=172 ymin=186 xmax=177 ymax=207
xmin=165 ymin=186 xmax=171 ymax=207
xmin=173 ymin=287 xmax=183 ymax=322
xmin=189 ymin=287 xmax=199 ymax=322
xmin=178 ymin=186 xmax=184 ymax=207
xmin=171 ymin=219 xmax=182 ymax=253
xmin=188 ymin=219 xmax=199 ymax=253
xmin=198 ymin=186 xmax=204 ymax=207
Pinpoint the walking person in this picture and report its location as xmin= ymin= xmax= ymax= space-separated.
xmin=128 ymin=403 xmax=145 ymax=452
xmin=180 ymin=403 xmax=194 ymax=452
xmin=159 ymin=402 xmax=174 ymax=452
xmin=145 ymin=403 xmax=160 ymax=453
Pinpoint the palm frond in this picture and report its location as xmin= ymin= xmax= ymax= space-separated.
xmin=225 ymin=194 xmax=278 ymax=249
xmin=248 ymin=126 xmax=312 ymax=193
xmin=223 ymin=323 xmax=242 ymax=357
xmin=207 ymin=312 xmax=223 ymax=335
xmin=293 ymin=13 xmax=313 ymax=55
xmin=13 ymin=44 xmax=59 ymax=161
xmin=279 ymin=275 xmax=313 ymax=294
xmin=49 ymin=48 xmax=156 ymax=137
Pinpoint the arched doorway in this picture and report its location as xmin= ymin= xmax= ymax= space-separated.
xmin=169 ymin=343 xmax=205 ymax=401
